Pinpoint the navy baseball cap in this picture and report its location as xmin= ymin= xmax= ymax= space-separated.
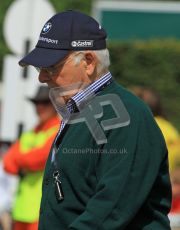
xmin=19 ymin=10 xmax=107 ymax=68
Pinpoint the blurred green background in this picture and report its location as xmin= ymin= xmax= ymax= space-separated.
xmin=0 ymin=0 xmax=180 ymax=130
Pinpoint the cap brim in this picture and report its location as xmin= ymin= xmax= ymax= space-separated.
xmin=28 ymin=99 xmax=50 ymax=103
xmin=19 ymin=47 xmax=69 ymax=68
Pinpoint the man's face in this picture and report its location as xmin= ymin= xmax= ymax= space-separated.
xmin=38 ymin=52 xmax=92 ymax=89
xmin=37 ymin=51 xmax=97 ymax=102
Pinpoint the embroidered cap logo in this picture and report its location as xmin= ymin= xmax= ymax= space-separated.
xmin=42 ymin=22 xmax=52 ymax=34
xmin=71 ymin=40 xmax=94 ymax=48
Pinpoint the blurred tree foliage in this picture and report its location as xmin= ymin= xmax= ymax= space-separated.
xmin=108 ymin=39 xmax=180 ymax=130
xmin=0 ymin=0 xmax=180 ymax=129
xmin=50 ymin=0 xmax=92 ymax=14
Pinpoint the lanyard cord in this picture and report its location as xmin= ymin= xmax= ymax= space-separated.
xmin=52 ymin=125 xmax=70 ymax=201
xmin=51 ymin=78 xmax=113 ymax=201
xmin=52 ymin=78 xmax=113 ymax=168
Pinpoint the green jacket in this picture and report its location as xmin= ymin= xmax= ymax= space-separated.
xmin=39 ymin=81 xmax=171 ymax=230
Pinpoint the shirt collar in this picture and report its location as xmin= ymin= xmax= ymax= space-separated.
xmin=67 ymin=72 xmax=113 ymax=113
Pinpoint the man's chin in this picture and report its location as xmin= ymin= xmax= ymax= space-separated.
xmin=47 ymin=84 xmax=57 ymax=88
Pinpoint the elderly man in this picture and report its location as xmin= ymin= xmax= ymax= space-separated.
xmin=19 ymin=10 xmax=171 ymax=230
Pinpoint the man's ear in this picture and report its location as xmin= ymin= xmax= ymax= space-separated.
xmin=84 ymin=51 xmax=97 ymax=76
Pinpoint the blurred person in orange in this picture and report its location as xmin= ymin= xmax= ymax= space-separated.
xmin=0 ymin=141 xmax=18 ymax=230
xmin=171 ymin=163 xmax=180 ymax=213
xmin=169 ymin=162 xmax=180 ymax=229
xmin=3 ymin=86 xmax=59 ymax=230
xmin=129 ymin=86 xmax=180 ymax=173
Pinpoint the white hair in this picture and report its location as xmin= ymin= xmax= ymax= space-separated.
xmin=72 ymin=49 xmax=110 ymax=75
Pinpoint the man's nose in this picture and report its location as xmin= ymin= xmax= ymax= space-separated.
xmin=38 ymin=71 xmax=51 ymax=83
